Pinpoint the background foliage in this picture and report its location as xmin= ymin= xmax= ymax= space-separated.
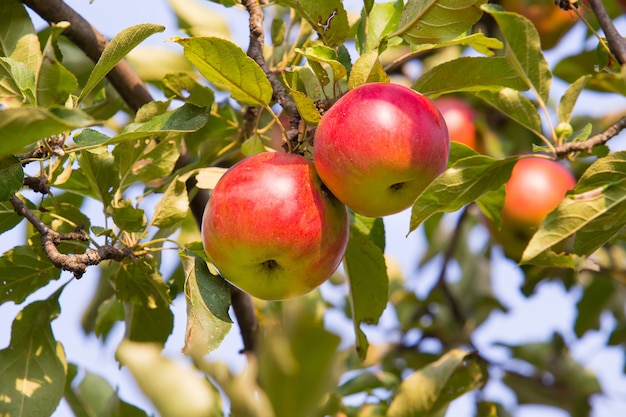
xmin=1 ymin=0 xmax=626 ymax=416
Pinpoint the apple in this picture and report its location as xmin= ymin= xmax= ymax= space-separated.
xmin=313 ymin=82 xmax=450 ymax=218
xmin=433 ymin=97 xmax=477 ymax=150
xmin=500 ymin=0 xmax=582 ymax=50
xmin=492 ymin=157 xmax=576 ymax=259
xmin=201 ymin=152 xmax=349 ymax=300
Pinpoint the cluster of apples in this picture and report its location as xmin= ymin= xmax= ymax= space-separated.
xmin=201 ymin=83 xmax=450 ymax=300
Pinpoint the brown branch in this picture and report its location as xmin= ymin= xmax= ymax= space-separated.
xmin=555 ymin=116 xmax=626 ymax=157
xmin=10 ymin=195 xmax=131 ymax=279
xmin=242 ymin=0 xmax=301 ymax=149
xmin=586 ymin=0 xmax=626 ymax=65
xmin=20 ymin=0 xmax=153 ymax=112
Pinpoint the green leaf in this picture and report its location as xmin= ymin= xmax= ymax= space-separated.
xmin=348 ymin=49 xmax=390 ymax=90
xmin=195 ymin=167 xmax=227 ymax=190
xmin=79 ymin=149 xmax=119 ymax=207
xmin=241 ymin=134 xmax=266 ymax=156
xmin=116 ymin=341 xmax=221 ymax=417
xmin=112 ymin=198 xmax=146 ymax=232
xmin=337 ymin=370 xmax=400 ymax=396
xmin=0 ymin=200 xmax=23 ymax=234
xmin=0 ymin=155 xmax=24 ymax=201
xmin=343 ymin=214 xmax=388 ymax=360
xmin=37 ymin=22 xmax=78 ymax=108
xmin=297 ymin=45 xmax=347 ymax=81
xmin=0 ymin=57 xmax=36 ymax=105
xmin=151 ymin=178 xmax=189 ymax=229
xmin=290 ymin=89 xmax=322 ymax=125
xmin=175 ymin=37 xmax=272 ymax=106
xmin=574 ymin=276 xmax=616 ymax=337
xmin=0 ymin=244 xmax=61 ymax=305
xmin=112 ymin=103 xmax=209 ymax=144
xmin=522 ymin=152 xmax=626 ymax=264
xmin=413 ymin=56 xmax=528 ymax=97
xmin=482 ymin=4 xmax=551 ymax=104
xmin=124 ymin=302 xmax=174 ymax=345
xmin=163 ymin=72 xmax=215 ymax=107
xmin=78 ymin=23 xmax=165 ymax=103
xmin=409 ymin=32 xmax=503 ymax=57
xmin=388 ymin=349 xmax=486 ymax=417
xmin=0 ymin=0 xmax=41 ymax=71
xmin=557 ymin=75 xmax=590 ymax=124
xmin=170 ymin=0 xmax=233 ymax=36
xmin=0 ymin=289 xmax=67 ymax=417
xmin=393 ymin=0 xmax=486 ymax=45
xmin=409 ymin=154 xmax=519 ymax=234
xmin=357 ymin=0 xmax=402 ymax=53
xmin=113 ymin=260 xmax=171 ymax=308
xmin=0 ymin=107 xmax=95 ymax=158
xmin=278 ymin=0 xmax=350 ymax=47
xmin=73 ymin=128 xmax=111 ymax=149
xmin=553 ymin=49 xmax=626 ymax=95
xmin=65 ymin=369 xmax=149 ymax=417
xmin=476 ymin=88 xmax=544 ymax=140
xmin=95 ymin=297 xmax=125 ymax=340
xmin=180 ymin=251 xmax=232 ymax=357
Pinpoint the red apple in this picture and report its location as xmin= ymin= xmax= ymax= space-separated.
xmin=433 ymin=97 xmax=477 ymax=150
xmin=492 ymin=157 xmax=576 ymax=259
xmin=313 ymin=83 xmax=450 ymax=217
xmin=201 ymin=152 xmax=349 ymax=300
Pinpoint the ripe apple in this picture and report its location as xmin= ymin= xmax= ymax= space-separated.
xmin=492 ymin=157 xmax=576 ymax=259
xmin=433 ymin=97 xmax=477 ymax=150
xmin=313 ymin=82 xmax=450 ymax=218
xmin=500 ymin=0 xmax=581 ymax=50
xmin=201 ymin=152 xmax=349 ymax=300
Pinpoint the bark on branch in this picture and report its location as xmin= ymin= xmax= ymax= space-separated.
xmin=555 ymin=116 xmax=626 ymax=157
xmin=242 ymin=0 xmax=301 ymax=150
xmin=586 ymin=0 xmax=626 ymax=65
xmin=9 ymin=195 xmax=131 ymax=279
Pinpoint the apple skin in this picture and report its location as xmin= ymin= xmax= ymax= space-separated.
xmin=433 ymin=97 xmax=477 ymax=150
xmin=313 ymin=83 xmax=450 ymax=218
xmin=201 ymin=152 xmax=349 ymax=300
xmin=492 ymin=157 xmax=576 ymax=260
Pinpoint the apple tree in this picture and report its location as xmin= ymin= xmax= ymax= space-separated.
xmin=1 ymin=0 xmax=626 ymax=416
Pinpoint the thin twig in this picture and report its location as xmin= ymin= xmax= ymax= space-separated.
xmin=242 ymin=0 xmax=301 ymax=149
xmin=10 ymin=195 xmax=131 ymax=279
xmin=587 ymin=0 xmax=626 ymax=65
xmin=20 ymin=0 xmax=152 ymax=112
xmin=555 ymin=116 xmax=626 ymax=157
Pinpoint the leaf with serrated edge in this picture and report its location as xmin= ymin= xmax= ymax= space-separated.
xmin=414 ymin=56 xmax=527 ymax=97
xmin=522 ymin=152 xmax=626 ymax=264
xmin=278 ymin=0 xmax=349 ymax=47
xmin=394 ymin=0 xmax=486 ymax=45
xmin=476 ymin=88 xmax=544 ymax=140
xmin=151 ymin=178 xmax=189 ymax=230
xmin=409 ymin=154 xmax=520 ymax=234
xmin=0 ymin=289 xmax=67 ymax=417
xmin=0 ymin=244 xmax=62 ymax=305
xmin=181 ymin=251 xmax=232 ymax=356
xmin=175 ymin=37 xmax=272 ymax=106
xmin=0 ymin=0 xmax=41 ymax=71
xmin=290 ymin=89 xmax=322 ymax=124
xmin=0 ymin=155 xmax=24 ymax=201
xmin=349 ymin=49 xmax=390 ymax=90
xmin=482 ymin=4 xmax=551 ymax=103
xmin=388 ymin=349 xmax=485 ymax=417
xmin=343 ymin=214 xmax=388 ymax=360
xmin=558 ymin=75 xmax=590 ymax=124
xmin=410 ymin=32 xmax=503 ymax=57
xmin=79 ymin=23 xmax=165 ymax=103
